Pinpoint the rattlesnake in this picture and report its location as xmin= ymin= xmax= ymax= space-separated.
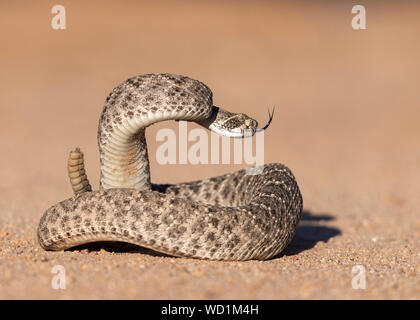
xmin=37 ymin=73 xmax=303 ymax=261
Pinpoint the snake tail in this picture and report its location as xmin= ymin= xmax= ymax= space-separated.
xmin=68 ymin=148 xmax=92 ymax=195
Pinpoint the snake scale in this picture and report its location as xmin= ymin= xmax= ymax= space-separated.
xmin=38 ymin=73 xmax=303 ymax=261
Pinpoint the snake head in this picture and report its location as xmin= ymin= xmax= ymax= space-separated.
xmin=220 ymin=113 xmax=259 ymax=137
xmin=204 ymin=106 xmax=274 ymax=138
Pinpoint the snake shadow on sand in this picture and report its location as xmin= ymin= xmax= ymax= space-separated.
xmin=274 ymin=210 xmax=341 ymax=258
xmin=68 ymin=210 xmax=341 ymax=259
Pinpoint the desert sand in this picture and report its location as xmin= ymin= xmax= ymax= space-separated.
xmin=0 ymin=1 xmax=418 ymax=299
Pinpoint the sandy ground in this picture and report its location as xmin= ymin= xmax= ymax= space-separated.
xmin=0 ymin=1 xmax=419 ymax=299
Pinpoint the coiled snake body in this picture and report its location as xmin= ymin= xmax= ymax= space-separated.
xmin=38 ymin=74 xmax=302 ymax=261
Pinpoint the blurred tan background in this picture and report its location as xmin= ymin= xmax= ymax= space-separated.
xmin=0 ymin=0 xmax=418 ymax=299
